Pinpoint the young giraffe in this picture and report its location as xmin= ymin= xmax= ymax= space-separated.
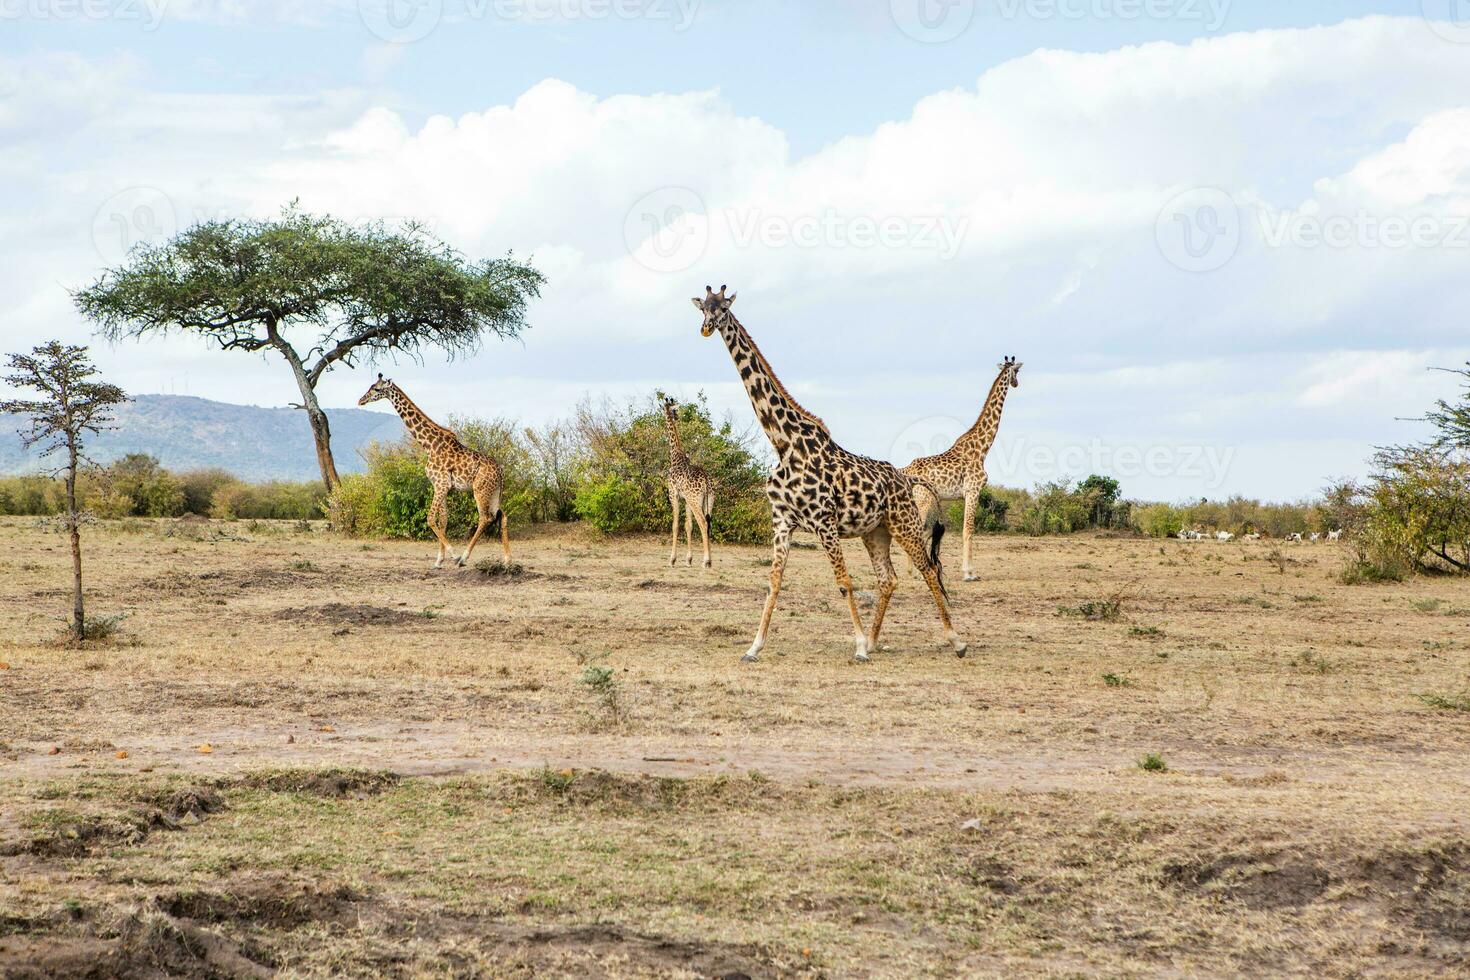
xmin=903 ymin=356 xmax=1022 ymax=582
xmin=692 ymin=285 xmax=966 ymax=663
xmin=661 ymin=396 xmax=714 ymax=568
xmin=357 ymin=374 xmax=510 ymax=570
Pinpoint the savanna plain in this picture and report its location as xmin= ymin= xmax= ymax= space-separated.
xmin=2 ymin=516 xmax=1469 ymax=978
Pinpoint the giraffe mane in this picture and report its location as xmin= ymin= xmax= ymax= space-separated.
xmin=732 ymin=315 xmax=829 ymax=435
xmin=965 ymin=362 xmax=1013 ymax=436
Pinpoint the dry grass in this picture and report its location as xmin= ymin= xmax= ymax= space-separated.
xmin=2 ymin=516 xmax=1469 ymax=976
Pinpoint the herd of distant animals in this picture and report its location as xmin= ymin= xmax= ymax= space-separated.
xmin=359 ymin=284 xmax=1030 ymax=662
xmin=1177 ymin=529 xmax=1343 ymax=542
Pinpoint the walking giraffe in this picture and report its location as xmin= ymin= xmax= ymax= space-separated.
xmin=903 ymin=356 xmax=1022 ymax=582
xmin=357 ymin=374 xmax=510 ymax=569
xmin=661 ymin=396 xmax=714 ymax=568
xmin=692 ymin=286 xmax=966 ymax=663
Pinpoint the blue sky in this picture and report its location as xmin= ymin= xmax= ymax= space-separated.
xmin=4 ymin=0 xmax=1469 ymax=499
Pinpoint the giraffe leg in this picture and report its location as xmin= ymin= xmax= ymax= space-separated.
xmin=459 ymin=483 xmax=492 ymax=568
xmin=668 ymin=490 xmax=680 ymax=567
xmin=962 ymin=489 xmax=979 ymax=582
xmin=861 ymin=527 xmax=898 ymax=653
xmin=817 ymin=527 xmax=869 ymax=662
xmin=694 ymin=493 xmax=712 ymax=568
xmin=427 ymin=483 xmax=452 ymax=570
xmin=892 ymin=514 xmax=967 ymax=657
xmin=684 ymin=499 xmax=694 ymax=566
xmin=498 ymin=504 xmax=511 ymax=562
xmin=744 ymin=525 xmax=791 ymax=662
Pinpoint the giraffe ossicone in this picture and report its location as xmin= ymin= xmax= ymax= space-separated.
xmin=692 ymin=286 xmax=967 ymax=663
xmin=358 ymin=375 xmax=511 ymax=570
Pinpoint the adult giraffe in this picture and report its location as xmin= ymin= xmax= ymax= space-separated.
xmin=903 ymin=356 xmax=1022 ymax=582
xmin=692 ymin=286 xmax=966 ymax=663
xmin=357 ymin=374 xmax=510 ymax=569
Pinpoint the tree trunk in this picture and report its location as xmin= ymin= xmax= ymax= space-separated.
xmin=66 ymin=437 xmax=83 ymax=643
xmin=307 ymin=404 xmax=341 ymax=491
xmin=270 ymin=326 xmax=341 ymax=492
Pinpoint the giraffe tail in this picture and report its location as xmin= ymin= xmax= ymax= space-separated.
xmin=702 ymin=489 xmax=714 ymax=517
xmin=487 ymin=508 xmax=504 ymax=536
xmin=928 ymin=520 xmax=950 ymax=601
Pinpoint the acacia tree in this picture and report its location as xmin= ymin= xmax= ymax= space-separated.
xmin=1 ymin=343 xmax=127 ymax=642
xmin=76 ymin=208 xmax=544 ymax=490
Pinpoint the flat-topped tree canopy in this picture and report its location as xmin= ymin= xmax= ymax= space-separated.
xmin=75 ymin=205 xmax=544 ymax=490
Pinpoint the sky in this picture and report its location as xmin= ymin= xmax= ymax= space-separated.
xmin=3 ymin=0 xmax=1469 ymax=500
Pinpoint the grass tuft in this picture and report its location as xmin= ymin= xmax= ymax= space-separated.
xmin=1138 ymin=753 xmax=1168 ymax=773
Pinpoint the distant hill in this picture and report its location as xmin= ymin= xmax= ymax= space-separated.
xmin=0 ymin=394 xmax=404 ymax=482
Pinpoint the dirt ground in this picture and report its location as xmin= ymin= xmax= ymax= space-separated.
xmin=2 ymin=515 xmax=1469 ymax=977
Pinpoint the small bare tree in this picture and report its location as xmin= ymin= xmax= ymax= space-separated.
xmin=2 ymin=342 xmax=127 ymax=642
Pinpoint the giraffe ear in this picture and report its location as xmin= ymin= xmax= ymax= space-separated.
xmin=725 ymin=291 xmax=736 ymax=306
xmin=690 ymin=297 xmax=703 ymax=310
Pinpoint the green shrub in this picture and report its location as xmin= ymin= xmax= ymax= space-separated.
xmin=1135 ymin=503 xmax=1185 ymax=539
xmin=0 ymin=475 xmax=65 ymax=515
xmin=572 ymin=393 xmax=770 ymax=543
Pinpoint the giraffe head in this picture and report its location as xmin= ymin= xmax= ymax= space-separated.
xmin=998 ymin=355 xmax=1023 ymax=389
xmin=691 ymin=284 xmax=737 ymax=337
xmin=358 ymin=373 xmax=395 ymax=406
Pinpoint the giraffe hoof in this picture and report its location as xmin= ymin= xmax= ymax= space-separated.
xmin=741 ymin=653 xmax=759 ymax=664
xmin=954 ymin=642 xmax=969 ymax=658
xmin=853 ymin=652 xmax=871 ymax=663
xmin=703 ymin=560 xmax=712 ymax=569
xmin=963 ymin=574 xmax=979 ymax=582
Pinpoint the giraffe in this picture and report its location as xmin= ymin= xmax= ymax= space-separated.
xmin=692 ymin=285 xmax=966 ymax=663
xmin=661 ymin=395 xmax=714 ymax=568
xmin=902 ymin=356 xmax=1022 ymax=582
xmin=357 ymin=374 xmax=510 ymax=570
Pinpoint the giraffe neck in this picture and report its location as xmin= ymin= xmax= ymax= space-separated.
xmin=384 ymin=385 xmax=443 ymax=448
xmin=961 ymin=369 xmax=1013 ymax=456
xmin=716 ymin=314 xmax=828 ymax=457
xmin=662 ymin=406 xmax=688 ymax=463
